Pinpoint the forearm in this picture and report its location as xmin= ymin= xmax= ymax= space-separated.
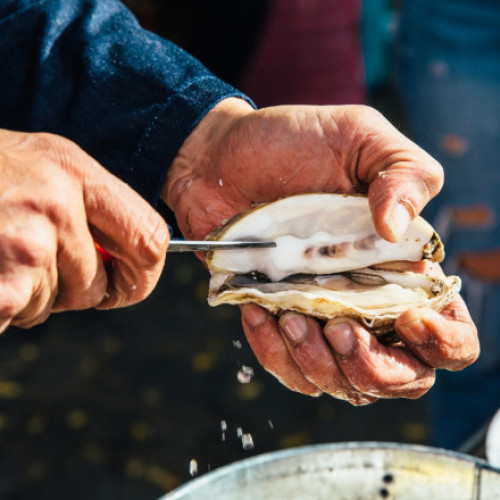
xmin=0 ymin=0 xmax=252 ymax=205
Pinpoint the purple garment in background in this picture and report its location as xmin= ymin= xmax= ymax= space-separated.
xmin=240 ymin=0 xmax=365 ymax=107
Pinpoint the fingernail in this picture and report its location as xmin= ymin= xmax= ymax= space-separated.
xmin=325 ymin=323 xmax=355 ymax=357
xmin=398 ymin=318 xmax=428 ymax=344
xmin=280 ymin=313 xmax=308 ymax=344
xmin=389 ymin=202 xmax=411 ymax=241
xmin=242 ymin=304 xmax=267 ymax=328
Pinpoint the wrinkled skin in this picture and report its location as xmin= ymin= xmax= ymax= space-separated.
xmin=165 ymin=98 xmax=479 ymax=405
xmin=0 ymin=129 xmax=168 ymax=332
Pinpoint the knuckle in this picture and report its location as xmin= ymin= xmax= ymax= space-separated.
xmin=25 ymin=233 xmax=56 ymax=268
xmin=0 ymin=282 xmax=32 ymax=320
xmin=0 ymin=225 xmax=55 ymax=270
xmin=429 ymin=334 xmax=480 ymax=371
xmin=418 ymin=160 xmax=444 ymax=201
xmin=441 ymin=349 xmax=480 ymax=372
xmin=29 ymin=132 xmax=75 ymax=158
xmin=28 ymin=132 xmax=88 ymax=179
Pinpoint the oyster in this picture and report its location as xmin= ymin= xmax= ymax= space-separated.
xmin=206 ymin=193 xmax=460 ymax=334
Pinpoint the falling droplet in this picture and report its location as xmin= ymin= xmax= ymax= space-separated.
xmin=236 ymin=427 xmax=243 ymax=438
xmin=237 ymin=365 xmax=254 ymax=384
xmin=189 ymin=459 xmax=198 ymax=477
xmin=221 ymin=420 xmax=227 ymax=441
xmin=232 ymin=340 xmax=242 ymax=350
xmin=268 ymin=419 xmax=274 ymax=429
xmin=242 ymin=433 xmax=254 ymax=450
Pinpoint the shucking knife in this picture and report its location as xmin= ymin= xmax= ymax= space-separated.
xmin=96 ymin=239 xmax=276 ymax=262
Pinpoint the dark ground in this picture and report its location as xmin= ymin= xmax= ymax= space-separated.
xmin=0 ymin=251 xmax=433 ymax=500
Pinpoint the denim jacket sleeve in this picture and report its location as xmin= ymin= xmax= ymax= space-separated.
xmin=0 ymin=0 xmax=253 ymax=205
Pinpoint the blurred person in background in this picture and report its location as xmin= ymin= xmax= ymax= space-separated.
xmin=397 ymin=0 xmax=500 ymax=449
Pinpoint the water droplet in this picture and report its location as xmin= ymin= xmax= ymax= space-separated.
xmin=232 ymin=340 xmax=242 ymax=350
xmin=237 ymin=365 xmax=254 ymax=384
xmin=221 ymin=420 xmax=227 ymax=441
xmin=189 ymin=459 xmax=198 ymax=477
xmin=218 ymin=178 xmax=224 ymax=187
xmin=268 ymin=419 xmax=274 ymax=429
xmin=242 ymin=433 xmax=254 ymax=450
xmin=236 ymin=427 xmax=243 ymax=438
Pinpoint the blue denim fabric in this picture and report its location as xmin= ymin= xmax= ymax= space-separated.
xmin=398 ymin=0 xmax=500 ymax=449
xmin=0 ymin=0 xmax=252 ymax=206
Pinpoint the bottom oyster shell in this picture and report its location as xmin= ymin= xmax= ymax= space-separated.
xmin=208 ymin=267 xmax=461 ymax=333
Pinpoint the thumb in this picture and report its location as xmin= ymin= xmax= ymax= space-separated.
xmin=83 ymin=167 xmax=169 ymax=308
xmin=348 ymin=107 xmax=443 ymax=242
xmin=367 ymin=148 xmax=443 ymax=243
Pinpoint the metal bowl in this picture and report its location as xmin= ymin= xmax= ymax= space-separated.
xmin=160 ymin=442 xmax=500 ymax=499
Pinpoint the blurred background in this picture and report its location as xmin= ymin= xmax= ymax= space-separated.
xmin=2 ymin=0 xmax=499 ymax=498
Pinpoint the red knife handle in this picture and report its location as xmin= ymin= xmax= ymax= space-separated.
xmin=95 ymin=242 xmax=113 ymax=264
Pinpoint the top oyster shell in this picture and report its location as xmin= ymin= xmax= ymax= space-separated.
xmin=206 ymin=193 xmax=460 ymax=333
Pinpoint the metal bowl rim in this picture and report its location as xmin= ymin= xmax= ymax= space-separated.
xmin=162 ymin=441 xmax=500 ymax=499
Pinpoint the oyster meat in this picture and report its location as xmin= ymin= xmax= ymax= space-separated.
xmin=206 ymin=193 xmax=460 ymax=334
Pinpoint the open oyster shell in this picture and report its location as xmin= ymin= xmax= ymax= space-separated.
xmin=206 ymin=193 xmax=461 ymax=334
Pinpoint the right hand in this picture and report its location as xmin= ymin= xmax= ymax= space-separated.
xmin=0 ymin=129 xmax=168 ymax=332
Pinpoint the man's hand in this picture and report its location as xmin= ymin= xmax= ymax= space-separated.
xmin=0 ymin=129 xmax=168 ymax=332
xmin=163 ymin=98 xmax=479 ymax=404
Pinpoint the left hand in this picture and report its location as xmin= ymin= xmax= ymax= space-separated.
xmin=163 ymin=98 xmax=479 ymax=404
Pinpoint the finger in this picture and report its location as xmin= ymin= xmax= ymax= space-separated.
xmin=0 ymin=273 xmax=35 ymax=331
xmin=325 ymin=318 xmax=435 ymax=399
xmin=354 ymin=109 xmax=444 ymax=242
xmin=240 ymin=304 xmax=322 ymax=396
xmin=279 ymin=311 xmax=377 ymax=406
xmin=65 ymin=146 xmax=169 ymax=308
xmin=52 ymin=237 xmax=108 ymax=312
xmin=88 ymin=177 xmax=168 ymax=308
xmin=0 ymin=218 xmax=58 ymax=329
xmin=45 ymin=180 xmax=109 ymax=311
xmin=11 ymin=272 xmax=56 ymax=328
xmin=395 ymin=297 xmax=480 ymax=371
xmin=368 ymin=159 xmax=442 ymax=242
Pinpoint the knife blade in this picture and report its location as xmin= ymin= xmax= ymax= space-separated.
xmin=95 ymin=239 xmax=275 ymax=262
xmin=167 ymin=240 xmax=277 ymax=253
